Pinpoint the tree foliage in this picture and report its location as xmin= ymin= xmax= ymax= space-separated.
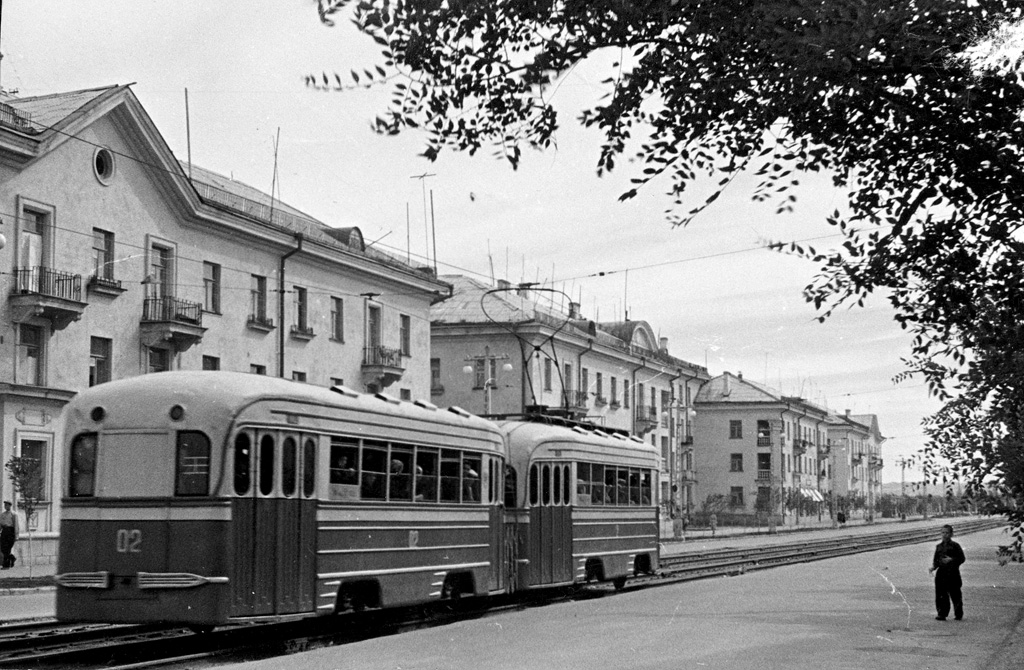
xmin=313 ymin=1 xmax=1024 ymax=533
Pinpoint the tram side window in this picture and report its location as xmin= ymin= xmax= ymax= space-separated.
xmin=505 ymin=466 xmax=518 ymax=508
xmin=542 ymin=464 xmax=551 ymax=505
xmin=462 ymin=455 xmax=481 ymax=502
xmin=302 ymin=438 xmax=316 ymax=498
xmin=552 ymin=464 xmax=561 ymax=505
xmin=233 ymin=433 xmax=251 ymax=495
xmin=361 ymin=442 xmax=387 ymax=500
xmin=605 ymin=466 xmax=618 ymax=505
xmin=628 ymin=468 xmax=641 ymax=505
xmin=576 ymin=463 xmax=591 ymax=505
xmin=389 ymin=446 xmax=413 ymax=502
xmin=440 ymin=450 xmax=461 ymax=502
xmin=591 ymin=464 xmax=605 ymax=505
xmin=329 ymin=438 xmax=358 ymax=485
xmin=259 ymin=435 xmax=275 ymax=496
xmin=281 ymin=437 xmax=297 ymax=498
xmin=562 ymin=464 xmax=571 ymax=505
xmin=415 ymin=448 xmax=439 ymax=503
xmin=69 ymin=433 xmax=98 ymax=497
xmin=175 ymin=431 xmax=210 ymax=496
xmin=529 ymin=465 xmax=538 ymax=506
xmin=640 ymin=470 xmax=652 ymax=506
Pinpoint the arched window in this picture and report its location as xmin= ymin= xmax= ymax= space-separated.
xmin=233 ymin=433 xmax=251 ymax=495
xmin=259 ymin=434 xmax=275 ymax=496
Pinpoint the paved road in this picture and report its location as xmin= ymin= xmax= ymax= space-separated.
xmin=220 ymin=526 xmax=1023 ymax=670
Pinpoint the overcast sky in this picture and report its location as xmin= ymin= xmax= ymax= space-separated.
xmin=0 ymin=0 xmax=941 ymax=483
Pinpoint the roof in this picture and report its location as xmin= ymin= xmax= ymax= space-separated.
xmin=5 ymin=86 xmax=117 ymax=131
xmin=696 ymin=372 xmax=829 ymax=415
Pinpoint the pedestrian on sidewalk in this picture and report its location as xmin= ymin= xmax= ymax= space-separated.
xmin=0 ymin=501 xmax=18 ymax=569
xmin=929 ymin=524 xmax=965 ymax=621
xmin=709 ymin=513 xmax=717 ymax=537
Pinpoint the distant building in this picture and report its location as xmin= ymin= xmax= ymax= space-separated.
xmin=693 ymin=372 xmax=831 ymax=523
xmin=430 ymin=275 xmax=709 ymax=532
xmin=0 ymin=85 xmax=446 ymax=562
xmin=826 ymin=411 xmax=885 ymax=516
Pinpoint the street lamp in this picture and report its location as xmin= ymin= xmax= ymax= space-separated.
xmin=463 ymin=346 xmax=513 ymax=415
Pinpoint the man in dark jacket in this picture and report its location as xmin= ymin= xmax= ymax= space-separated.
xmin=929 ymin=524 xmax=966 ymax=621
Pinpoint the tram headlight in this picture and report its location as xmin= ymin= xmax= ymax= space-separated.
xmin=169 ymin=404 xmax=185 ymax=421
xmin=90 ymin=407 xmax=106 ymax=422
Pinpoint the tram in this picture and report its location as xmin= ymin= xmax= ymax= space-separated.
xmin=500 ymin=419 xmax=659 ymax=591
xmin=56 ymin=371 xmax=505 ymax=626
xmin=54 ymin=372 xmax=660 ymax=628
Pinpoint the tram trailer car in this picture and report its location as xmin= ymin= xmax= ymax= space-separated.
xmin=56 ymin=371 xmax=507 ymax=627
xmin=499 ymin=420 xmax=660 ymax=591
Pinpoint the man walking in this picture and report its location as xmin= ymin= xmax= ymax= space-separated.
xmin=0 ymin=501 xmax=18 ymax=569
xmin=929 ymin=524 xmax=965 ymax=621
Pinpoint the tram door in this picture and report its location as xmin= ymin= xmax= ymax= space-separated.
xmin=528 ymin=462 xmax=573 ymax=586
xmin=231 ymin=431 xmax=317 ymax=617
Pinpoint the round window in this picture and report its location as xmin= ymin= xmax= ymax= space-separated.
xmin=93 ymin=147 xmax=115 ymax=184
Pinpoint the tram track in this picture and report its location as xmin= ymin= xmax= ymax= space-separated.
xmin=1 ymin=518 xmax=1002 ymax=669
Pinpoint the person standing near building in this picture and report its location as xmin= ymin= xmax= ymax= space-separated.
xmin=929 ymin=524 xmax=965 ymax=621
xmin=0 ymin=502 xmax=18 ymax=569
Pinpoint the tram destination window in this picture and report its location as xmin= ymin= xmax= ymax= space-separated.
xmin=175 ymin=431 xmax=211 ymax=496
xmin=69 ymin=433 xmax=98 ymax=497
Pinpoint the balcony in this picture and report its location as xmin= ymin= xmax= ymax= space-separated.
xmin=139 ymin=296 xmax=205 ymax=352
xmin=680 ymin=468 xmax=697 ymax=483
xmin=756 ymin=435 xmax=772 ymax=447
xmin=362 ymin=345 xmax=405 ymax=389
xmin=756 ymin=469 xmax=772 ymax=482
xmin=289 ymin=323 xmax=315 ymax=341
xmin=792 ymin=439 xmax=809 ymax=455
xmin=564 ymin=390 xmax=589 ymax=410
xmin=87 ymin=273 xmax=126 ymax=298
xmin=9 ymin=267 xmax=87 ymax=331
xmin=634 ymin=404 xmax=657 ymax=434
xmin=594 ymin=395 xmax=608 ymax=407
xmin=869 ymin=456 xmax=883 ymax=470
xmin=247 ymin=312 xmax=275 ymax=333
xmin=851 ymin=453 xmax=864 ymax=466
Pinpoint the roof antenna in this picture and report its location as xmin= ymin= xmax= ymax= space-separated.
xmin=184 ymin=88 xmax=193 ymax=181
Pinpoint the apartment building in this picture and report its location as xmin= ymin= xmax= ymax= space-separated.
xmin=827 ymin=411 xmax=885 ymax=516
xmin=693 ymin=372 xmax=834 ymax=524
xmin=430 ymin=275 xmax=709 ymax=533
xmin=0 ymin=85 xmax=446 ymax=561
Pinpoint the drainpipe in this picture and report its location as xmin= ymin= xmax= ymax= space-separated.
xmin=631 ymin=357 xmax=648 ymax=435
xmin=278 ymin=233 xmax=303 ymax=378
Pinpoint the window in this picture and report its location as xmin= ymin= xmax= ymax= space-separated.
xmin=329 ymin=438 xmax=359 ymax=486
xmin=400 ymin=314 xmax=411 ymax=355
xmin=148 ymin=347 xmax=170 ymax=373
xmin=259 ymin=434 xmax=275 ymax=496
xmin=89 ymin=337 xmax=111 ymax=386
xmin=757 ymin=453 xmax=772 ymax=471
xmin=563 ymin=363 xmax=572 ymax=392
xmin=250 ymin=275 xmax=269 ymax=324
xmin=293 ymin=286 xmax=309 ymax=332
xmin=662 ymin=436 xmax=670 ymax=464
xmin=92 ymin=228 xmax=115 ymax=281
xmin=250 ymin=364 xmax=266 ymax=375
xmin=331 ymin=377 xmax=345 ymax=387
xmin=399 ymin=388 xmax=412 ymax=401
xmin=596 ymin=372 xmax=604 ymax=401
xmin=282 ymin=437 xmax=297 ymax=498
xmin=93 ymin=147 xmax=115 ymax=183
xmin=623 ymin=379 xmax=630 ymax=408
xmin=16 ymin=324 xmax=43 ymax=385
xmin=331 ymin=297 xmax=344 ymax=341
xmin=148 ymin=244 xmax=172 ymax=297
xmin=473 ymin=359 xmax=486 ymax=389
xmin=19 ymin=439 xmax=47 ymax=502
xmin=302 ymin=438 xmax=316 ymax=498
xmin=730 ymin=453 xmax=744 ymax=472
xmin=69 ymin=433 xmax=97 ymax=497
xmin=730 ymin=486 xmax=745 ymax=507
xmin=610 ymin=377 xmax=618 ymax=405
xmin=366 ymin=303 xmax=382 ymax=350
xmin=292 ymin=371 xmax=307 ymax=383
xmin=233 ymin=433 xmax=252 ymax=495
xmin=175 ymin=432 xmax=210 ymax=496
xmin=543 ymin=359 xmax=552 ymax=391
xmin=729 ymin=420 xmax=743 ymax=439
xmin=430 ymin=358 xmax=442 ymax=392
xmin=202 ymin=355 xmax=220 ymax=371
xmin=581 ymin=368 xmax=589 ymax=397
xmin=202 ymin=262 xmax=221 ymax=313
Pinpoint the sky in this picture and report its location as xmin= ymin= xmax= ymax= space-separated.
xmin=0 ymin=0 xmax=942 ymax=484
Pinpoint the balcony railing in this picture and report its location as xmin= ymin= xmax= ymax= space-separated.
xmin=756 ymin=435 xmax=772 ymax=447
xmin=756 ymin=469 xmax=772 ymax=482
xmin=12 ymin=266 xmax=82 ymax=301
xmin=247 ymin=312 xmax=275 ymax=331
xmin=142 ymin=296 xmax=203 ymax=325
xmin=290 ymin=323 xmax=315 ymax=340
xmin=363 ymin=345 xmax=403 ymax=368
xmin=562 ymin=390 xmax=589 ymax=409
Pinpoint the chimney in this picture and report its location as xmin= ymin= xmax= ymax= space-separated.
xmin=659 ymin=337 xmax=669 ymax=353
xmin=845 ymin=408 xmax=851 ymax=416
xmin=723 ymin=372 xmax=731 ymax=396
xmin=497 ymin=279 xmax=511 ymax=290
xmin=738 ymin=371 xmax=743 ymax=381
xmin=569 ymin=301 xmax=580 ymax=319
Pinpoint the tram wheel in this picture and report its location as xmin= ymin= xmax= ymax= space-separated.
xmin=612 ymin=577 xmax=627 ymax=591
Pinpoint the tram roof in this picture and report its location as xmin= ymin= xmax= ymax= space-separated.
xmin=66 ymin=371 xmax=502 ymax=436
xmin=496 ymin=419 xmax=658 ymax=465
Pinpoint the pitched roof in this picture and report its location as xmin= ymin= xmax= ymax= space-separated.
xmin=5 ymin=86 xmax=119 ymax=132
xmin=696 ymin=373 xmax=781 ymax=404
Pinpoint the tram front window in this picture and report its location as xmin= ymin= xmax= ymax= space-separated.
xmin=175 ymin=431 xmax=210 ymax=496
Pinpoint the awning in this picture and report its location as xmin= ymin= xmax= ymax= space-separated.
xmin=800 ymin=488 xmax=825 ymax=502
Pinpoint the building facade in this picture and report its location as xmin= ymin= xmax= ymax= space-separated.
xmin=0 ymin=86 xmax=446 ymax=561
xmin=693 ymin=372 xmax=835 ymax=525
xmin=826 ymin=411 xmax=885 ymax=518
xmin=430 ymin=275 xmax=709 ymax=535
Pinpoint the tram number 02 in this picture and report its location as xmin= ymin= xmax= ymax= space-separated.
xmin=115 ymin=529 xmax=143 ymax=554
